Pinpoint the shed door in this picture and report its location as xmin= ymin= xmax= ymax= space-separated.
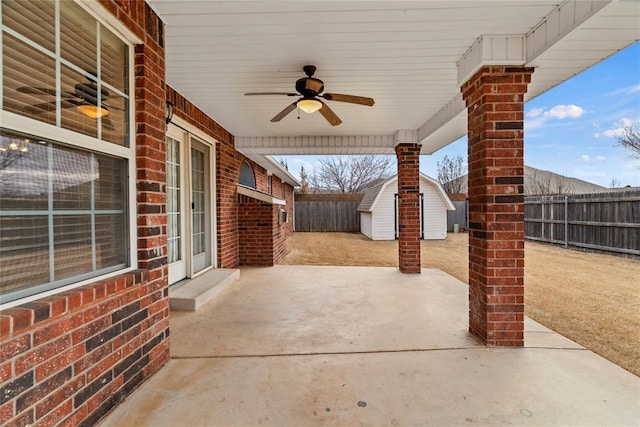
xmin=394 ymin=193 xmax=424 ymax=240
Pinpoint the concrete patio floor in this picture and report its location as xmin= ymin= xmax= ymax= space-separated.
xmin=101 ymin=266 xmax=639 ymax=426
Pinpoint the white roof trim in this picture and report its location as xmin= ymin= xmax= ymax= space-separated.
xmin=241 ymin=153 xmax=301 ymax=187
xmin=367 ymin=173 xmax=455 ymax=212
xmin=237 ymin=185 xmax=286 ymax=205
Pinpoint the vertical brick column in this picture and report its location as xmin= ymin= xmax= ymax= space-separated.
xmin=395 ymin=143 xmax=422 ymax=273
xmin=461 ymin=66 xmax=533 ymax=346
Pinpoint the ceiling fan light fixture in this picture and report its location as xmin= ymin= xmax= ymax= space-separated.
xmin=77 ymin=103 xmax=108 ymax=119
xmin=297 ymin=98 xmax=322 ymax=114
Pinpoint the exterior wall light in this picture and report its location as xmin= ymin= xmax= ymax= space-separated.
xmin=165 ymin=101 xmax=174 ymax=124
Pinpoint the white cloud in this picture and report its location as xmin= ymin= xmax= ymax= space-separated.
xmin=630 ymin=84 xmax=640 ymax=94
xmin=596 ymin=155 xmax=606 ymax=161
xmin=543 ymin=104 xmax=585 ymax=119
xmin=580 ymin=155 xmax=590 ymax=161
xmin=526 ymin=108 xmax=544 ymax=118
xmin=595 ymin=117 xmax=635 ymax=138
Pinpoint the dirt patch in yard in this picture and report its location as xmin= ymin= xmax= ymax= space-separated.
xmin=283 ymin=232 xmax=640 ymax=377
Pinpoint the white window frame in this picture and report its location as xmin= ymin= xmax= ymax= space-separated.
xmin=0 ymin=0 xmax=139 ymax=309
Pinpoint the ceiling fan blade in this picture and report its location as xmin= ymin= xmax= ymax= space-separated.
xmin=17 ymin=86 xmax=76 ymax=98
xmin=318 ymin=102 xmax=342 ymax=126
xmin=102 ymin=115 xmax=115 ymax=131
xmin=322 ymin=93 xmax=375 ymax=106
xmin=245 ymin=92 xmax=298 ymax=96
xmin=271 ymin=102 xmax=298 ymax=122
xmin=103 ymin=103 xmax=125 ymax=111
xmin=17 ymin=86 xmax=57 ymax=96
xmin=24 ymin=99 xmax=79 ymax=114
xmin=24 ymin=101 xmax=57 ymax=114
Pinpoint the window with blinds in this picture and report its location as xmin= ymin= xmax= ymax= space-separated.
xmin=2 ymin=0 xmax=129 ymax=146
xmin=0 ymin=129 xmax=127 ymax=301
xmin=0 ymin=1 xmax=133 ymax=303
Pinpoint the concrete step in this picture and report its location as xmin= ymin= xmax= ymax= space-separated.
xmin=169 ymin=268 xmax=240 ymax=311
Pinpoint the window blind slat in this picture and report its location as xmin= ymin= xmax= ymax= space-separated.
xmin=2 ymin=0 xmax=55 ymax=53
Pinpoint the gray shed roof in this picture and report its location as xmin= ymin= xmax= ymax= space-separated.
xmin=357 ymin=173 xmax=454 ymax=212
xmin=357 ymin=178 xmax=391 ymax=212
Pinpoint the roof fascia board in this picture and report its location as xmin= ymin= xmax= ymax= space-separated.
xmin=242 ymin=153 xmax=300 ymax=186
xmin=417 ymin=94 xmax=465 ymax=147
xmin=368 ymin=173 xmax=455 ymax=212
xmin=525 ymin=0 xmax=613 ymax=65
xmin=368 ymin=176 xmax=397 ymax=213
xmin=235 ymin=135 xmax=396 ymax=155
xmin=420 ymin=173 xmax=456 ymax=210
xmin=457 ymin=34 xmax=527 ymax=87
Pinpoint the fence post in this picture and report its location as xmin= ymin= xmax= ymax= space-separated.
xmin=564 ymin=195 xmax=569 ymax=248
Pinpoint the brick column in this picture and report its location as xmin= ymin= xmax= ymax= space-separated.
xmin=395 ymin=143 xmax=422 ymax=273
xmin=461 ymin=66 xmax=534 ymax=346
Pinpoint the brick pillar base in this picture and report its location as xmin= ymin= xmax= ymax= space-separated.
xmin=395 ymin=143 xmax=422 ymax=273
xmin=461 ymin=65 xmax=534 ymax=346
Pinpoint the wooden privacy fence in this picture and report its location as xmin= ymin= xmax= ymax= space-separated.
xmin=524 ymin=190 xmax=640 ymax=257
xmin=295 ymin=193 xmax=363 ymax=232
xmin=447 ymin=200 xmax=468 ymax=232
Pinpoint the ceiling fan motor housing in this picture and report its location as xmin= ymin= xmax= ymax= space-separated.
xmin=295 ymin=77 xmax=324 ymax=97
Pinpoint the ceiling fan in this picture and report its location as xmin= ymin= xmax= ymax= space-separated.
xmin=245 ymin=65 xmax=375 ymax=126
xmin=17 ymin=75 xmax=122 ymax=130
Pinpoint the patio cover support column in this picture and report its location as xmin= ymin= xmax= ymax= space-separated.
xmin=395 ymin=143 xmax=422 ymax=274
xmin=461 ymin=65 xmax=533 ymax=346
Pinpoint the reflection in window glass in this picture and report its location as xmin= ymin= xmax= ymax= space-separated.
xmin=1 ymin=0 xmax=129 ymax=147
xmin=60 ymin=64 xmax=99 ymax=139
xmin=166 ymin=137 xmax=181 ymax=264
xmin=60 ymin=0 xmax=97 ymax=75
xmin=100 ymin=24 xmax=128 ymax=94
xmin=0 ymin=129 xmax=128 ymax=302
xmin=2 ymin=33 xmax=57 ymax=126
xmin=2 ymin=0 xmax=55 ymax=53
xmin=239 ymin=161 xmax=256 ymax=188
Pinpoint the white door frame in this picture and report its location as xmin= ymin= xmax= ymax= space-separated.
xmin=167 ymin=117 xmax=218 ymax=283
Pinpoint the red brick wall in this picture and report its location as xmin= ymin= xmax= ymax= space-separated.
xmin=0 ymin=2 xmax=170 ymax=425
xmin=461 ymin=65 xmax=533 ymax=347
xmin=0 ymin=272 xmax=168 ymax=427
xmin=395 ymin=143 xmax=422 ymax=273
xmin=237 ymin=195 xmax=275 ymax=266
xmin=165 ymin=88 xmax=294 ymax=267
xmin=237 ymin=190 xmax=292 ymax=266
xmin=282 ymin=180 xmax=294 ymax=238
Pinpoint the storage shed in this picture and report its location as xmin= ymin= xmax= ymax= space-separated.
xmin=358 ymin=173 xmax=455 ymax=240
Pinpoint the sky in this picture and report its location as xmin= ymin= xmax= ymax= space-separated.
xmin=277 ymin=41 xmax=640 ymax=189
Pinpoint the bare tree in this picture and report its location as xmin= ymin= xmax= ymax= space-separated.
xmin=279 ymin=158 xmax=289 ymax=170
xmin=298 ymin=165 xmax=309 ymax=194
xmin=0 ymin=140 xmax=29 ymax=171
xmin=609 ymin=177 xmax=621 ymax=188
xmin=436 ymin=155 xmax=467 ymax=194
xmin=525 ymin=170 xmax=574 ymax=195
xmin=310 ymin=155 xmax=393 ymax=193
xmin=615 ymin=122 xmax=640 ymax=158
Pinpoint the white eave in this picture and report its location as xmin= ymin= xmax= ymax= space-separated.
xmin=237 ymin=185 xmax=286 ymax=206
xmin=149 ymin=0 xmax=639 ymax=156
xmin=241 ymin=153 xmax=301 ymax=187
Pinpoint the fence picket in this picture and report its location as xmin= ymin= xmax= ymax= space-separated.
xmin=524 ymin=190 xmax=640 ymax=257
xmin=294 ymin=195 xmax=362 ymax=232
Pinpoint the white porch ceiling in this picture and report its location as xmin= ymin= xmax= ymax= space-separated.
xmin=148 ymin=1 xmax=639 ymax=155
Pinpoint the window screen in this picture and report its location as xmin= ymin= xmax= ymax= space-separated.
xmin=2 ymin=0 xmax=129 ymax=146
xmin=0 ymin=129 xmax=128 ymax=302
